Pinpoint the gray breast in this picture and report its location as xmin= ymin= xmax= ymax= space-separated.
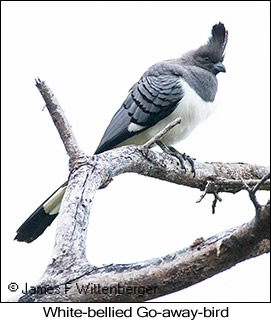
xmin=182 ymin=66 xmax=218 ymax=102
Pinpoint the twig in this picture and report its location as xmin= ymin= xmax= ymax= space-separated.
xmin=141 ymin=117 xmax=182 ymax=149
xmin=196 ymin=181 xmax=212 ymax=203
xmin=212 ymin=193 xmax=222 ymax=214
xmin=196 ymin=181 xmax=222 ymax=213
xmin=241 ymin=173 xmax=270 ymax=209
xmin=252 ymin=172 xmax=270 ymax=193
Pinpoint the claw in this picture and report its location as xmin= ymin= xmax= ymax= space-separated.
xmin=156 ymin=141 xmax=196 ymax=177
xmin=183 ymin=153 xmax=196 ymax=177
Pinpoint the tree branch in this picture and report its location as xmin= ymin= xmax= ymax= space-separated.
xmin=35 ymin=78 xmax=86 ymax=169
xmin=9 ymin=79 xmax=270 ymax=302
xmin=94 ymin=146 xmax=269 ymax=194
xmin=10 ymin=199 xmax=270 ymax=302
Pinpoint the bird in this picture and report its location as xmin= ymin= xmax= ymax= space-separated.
xmin=15 ymin=22 xmax=228 ymax=243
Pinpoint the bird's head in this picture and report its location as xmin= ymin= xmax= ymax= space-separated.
xmin=184 ymin=22 xmax=228 ymax=75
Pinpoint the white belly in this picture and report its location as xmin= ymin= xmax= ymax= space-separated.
xmin=121 ymin=80 xmax=216 ymax=147
xmin=155 ymin=80 xmax=216 ymax=145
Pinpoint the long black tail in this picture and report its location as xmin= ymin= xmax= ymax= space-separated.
xmin=14 ymin=182 xmax=67 ymax=243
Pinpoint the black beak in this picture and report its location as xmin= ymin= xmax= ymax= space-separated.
xmin=213 ymin=62 xmax=226 ymax=75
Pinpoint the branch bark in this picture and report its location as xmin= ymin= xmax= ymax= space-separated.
xmin=35 ymin=78 xmax=86 ymax=169
xmin=9 ymin=79 xmax=270 ymax=302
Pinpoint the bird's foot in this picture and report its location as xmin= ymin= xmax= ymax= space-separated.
xmin=156 ymin=141 xmax=196 ymax=177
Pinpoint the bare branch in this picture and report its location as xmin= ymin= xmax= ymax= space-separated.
xmin=35 ymin=78 xmax=85 ymax=167
xmin=95 ymin=146 xmax=270 ymax=194
xmin=10 ymin=199 xmax=270 ymax=302
xmin=34 ymin=79 xmax=97 ymax=280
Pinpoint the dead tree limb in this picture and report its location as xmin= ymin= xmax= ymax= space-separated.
xmin=9 ymin=80 xmax=270 ymax=302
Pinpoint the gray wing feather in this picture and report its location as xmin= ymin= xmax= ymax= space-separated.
xmin=95 ymin=74 xmax=184 ymax=154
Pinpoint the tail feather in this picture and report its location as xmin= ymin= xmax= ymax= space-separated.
xmin=14 ymin=207 xmax=58 ymax=243
xmin=15 ymin=182 xmax=67 ymax=243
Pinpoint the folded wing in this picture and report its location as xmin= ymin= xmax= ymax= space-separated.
xmin=95 ymin=73 xmax=184 ymax=154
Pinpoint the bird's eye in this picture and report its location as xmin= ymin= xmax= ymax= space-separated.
xmin=203 ymin=56 xmax=210 ymax=62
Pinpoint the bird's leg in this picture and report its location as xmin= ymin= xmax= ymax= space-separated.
xmin=156 ymin=140 xmax=196 ymax=177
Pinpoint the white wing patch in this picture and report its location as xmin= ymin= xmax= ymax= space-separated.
xmin=128 ymin=123 xmax=146 ymax=132
xmin=43 ymin=186 xmax=66 ymax=215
